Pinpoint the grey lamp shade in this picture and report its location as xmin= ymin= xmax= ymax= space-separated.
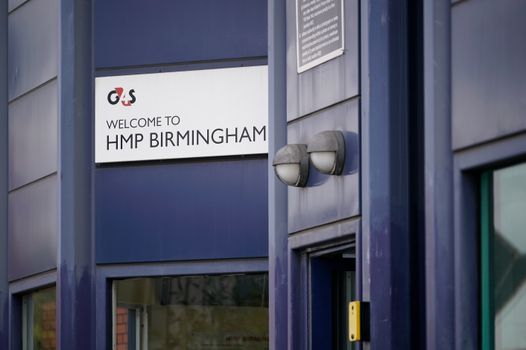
xmin=272 ymin=144 xmax=309 ymax=187
xmin=307 ymin=130 xmax=345 ymax=175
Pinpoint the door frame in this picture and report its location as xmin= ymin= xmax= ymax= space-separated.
xmin=288 ymin=217 xmax=361 ymax=350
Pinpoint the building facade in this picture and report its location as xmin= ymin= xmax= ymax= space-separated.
xmin=1 ymin=0 xmax=526 ymax=349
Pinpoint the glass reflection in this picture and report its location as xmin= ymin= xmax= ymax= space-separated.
xmin=23 ymin=286 xmax=56 ymax=350
xmin=493 ymin=163 xmax=526 ymax=349
xmin=114 ymin=273 xmax=269 ymax=350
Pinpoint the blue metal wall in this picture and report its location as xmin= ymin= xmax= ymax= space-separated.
xmin=4 ymin=1 xmax=268 ymax=349
xmin=95 ymin=160 xmax=268 ymax=263
xmin=3 ymin=0 xmax=525 ymax=349
xmin=275 ymin=0 xmax=425 ymax=348
xmin=7 ymin=0 xmax=59 ymax=281
xmin=94 ymin=0 xmax=269 ymax=263
xmin=447 ymin=1 xmax=526 ymax=349
xmin=452 ymin=0 xmax=526 ymax=150
xmin=282 ymin=1 xmax=363 ymax=349
xmin=95 ymin=0 xmax=267 ymax=68
xmin=284 ymin=0 xmax=359 ymax=233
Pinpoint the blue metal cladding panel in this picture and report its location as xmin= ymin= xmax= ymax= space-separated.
xmin=95 ymin=158 xmax=268 ymax=263
xmin=95 ymin=0 xmax=267 ymax=69
xmin=452 ymin=0 xmax=526 ymax=150
xmin=8 ymin=79 xmax=57 ymax=190
xmin=286 ymin=0 xmax=359 ymax=121
xmin=7 ymin=0 xmax=58 ymax=100
xmin=8 ymin=175 xmax=58 ymax=280
xmin=287 ymin=98 xmax=359 ymax=233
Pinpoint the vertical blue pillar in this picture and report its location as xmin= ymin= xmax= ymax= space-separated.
xmin=57 ymin=0 xmax=93 ymax=349
xmin=362 ymin=1 xmax=412 ymax=349
xmin=0 ymin=0 xmax=8 ymax=347
xmin=268 ymin=0 xmax=288 ymax=349
xmin=424 ymin=0 xmax=454 ymax=349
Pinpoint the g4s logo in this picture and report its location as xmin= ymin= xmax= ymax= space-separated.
xmin=107 ymin=87 xmax=136 ymax=106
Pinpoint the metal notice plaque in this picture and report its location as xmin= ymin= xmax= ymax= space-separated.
xmin=296 ymin=0 xmax=344 ymax=73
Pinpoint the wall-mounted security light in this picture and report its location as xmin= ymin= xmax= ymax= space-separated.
xmin=272 ymin=144 xmax=309 ymax=187
xmin=307 ymin=130 xmax=345 ymax=175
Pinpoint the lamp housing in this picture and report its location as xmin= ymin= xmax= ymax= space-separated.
xmin=307 ymin=130 xmax=345 ymax=175
xmin=272 ymin=144 xmax=309 ymax=187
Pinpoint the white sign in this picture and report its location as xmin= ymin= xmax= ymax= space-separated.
xmin=95 ymin=66 xmax=268 ymax=163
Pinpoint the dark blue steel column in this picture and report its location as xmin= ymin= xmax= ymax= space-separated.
xmin=0 ymin=0 xmax=8 ymax=347
xmin=268 ymin=0 xmax=288 ymax=349
xmin=362 ymin=1 xmax=412 ymax=349
xmin=424 ymin=0 xmax=454 ymax=349
xmin=58 ymin=0 xmax=93 ymax=349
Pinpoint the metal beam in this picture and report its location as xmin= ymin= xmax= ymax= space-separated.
xmin=362 ymin=1 xmax=413 ymax=349
xmin=0 ymin=0 xmax=9 ymax=347
xmin=424 ymin=0 xmax=455 ymax=349
xmin=268 ymin=0 xmax=288 ymax=348
xmin=57 ymin=0 xmax=94 ymax=349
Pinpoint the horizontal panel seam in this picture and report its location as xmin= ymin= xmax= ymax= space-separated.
xmin=95 ymin=56 xmax=268 ymax=75
xmin=288 ymin=215 xmax=361 ymax=236
xmin=7 ymin=0 xmax=30 ymax=15
xmin=453 ymin=129 xmax=526 ymax=154
xmin=7 ymin=76 xmax=57 ymax=104
xmin=451 ymin=0 xmax=469 ymax=7
xmin=287 ymin=94 xmax=360 ymax=125
xmin=96 ymin=258 xmax=269 ymax=278
xmin=8 ymin=171 xmax=57 ymax=193
xmin=8 ymin=268 xmax=57 ymax=289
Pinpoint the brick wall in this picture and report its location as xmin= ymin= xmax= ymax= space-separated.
xmin=40 ymin=301 xmax=56 ymax=350
xmin=116 ymin=307 xmax=129 ymax=350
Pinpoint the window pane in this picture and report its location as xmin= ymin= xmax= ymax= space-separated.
xmin=493 ymin=163 xmax=526 ymax=349
xmin=23 ymin=286 xmax=56 ymax=350
xmin=114 ymin=273 xmax=269 ymax=350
